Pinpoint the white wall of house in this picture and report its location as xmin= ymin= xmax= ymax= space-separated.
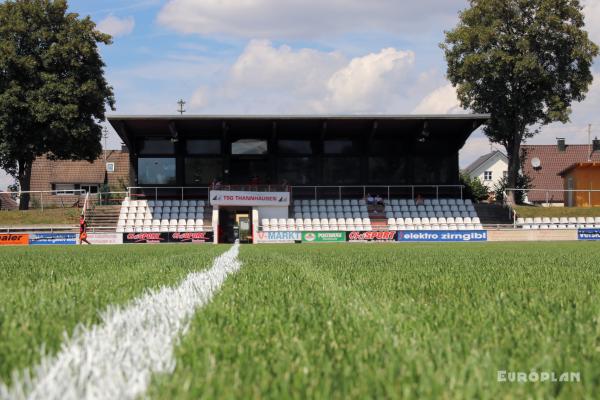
xmin=468 ymin=156 xmax=508 ymax=190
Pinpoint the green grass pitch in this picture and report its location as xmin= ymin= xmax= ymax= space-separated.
xmin=2 ymin=242 xmax=600 ymax=399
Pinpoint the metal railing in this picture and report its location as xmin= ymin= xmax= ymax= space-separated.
xmin=128 ymin=187 xmax=211 ymax=202
xmin=289 ymin=185 xmax=465 ymax=201
xmin=0 ymin=189 xmax=87 ymax=211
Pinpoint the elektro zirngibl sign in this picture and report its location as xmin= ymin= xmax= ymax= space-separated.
xmin=210 ymin=191 xmax=290 ymax=207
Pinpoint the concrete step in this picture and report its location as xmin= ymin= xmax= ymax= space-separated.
xmin=474 ymin=203 xmax=512 ymax=225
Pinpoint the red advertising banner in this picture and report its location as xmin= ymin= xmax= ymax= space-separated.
xmin=0 ymin=233 xmax=29 ymax=246
xmin=346 ymin=231 xmax=397 ymax=242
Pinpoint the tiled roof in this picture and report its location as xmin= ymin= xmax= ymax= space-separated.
xmin=31 ymin=151 xmax=130 ymax=192
xmin=521 ymin=145 xmax=600 ymax=202
xmin=463 ymin=150 xmax=507 ymax=175
xmin=0 ymin=193 xmax=18 ymax=210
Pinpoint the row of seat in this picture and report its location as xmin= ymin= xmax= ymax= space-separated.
xmin=116 ymin=225 xmax=210 ymax=233
xmin=517 ymin=217 xmax=600 ymax=225
xmin=123 ymin=200 xmax=208 ymax=207
xmin=264 ymin=225 xmax=371 ymax=232
xmin=384 ymin=198 xmax=473 ymax=206
xmin=386 ymin=205 xmax=475 ymax=212
xmin=294 ymin=205 xmax=368 ymax=213
xmin=388 ymin=217 xmax=481 ymax=225
xmin=521 ymin=224 xmax=598 ymax=230
xmin=389 ymin=224 xmax=484 ymax=231
xmin=386 ymin=212 xmax=477 ymax=219
xmin=293 ymin=199 xmax=366 ymax=206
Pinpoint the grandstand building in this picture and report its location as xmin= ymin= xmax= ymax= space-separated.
xmin=109 ymin=115 xmax=489 ymax=243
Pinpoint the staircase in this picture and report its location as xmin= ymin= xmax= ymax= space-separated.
xmin=86 ymin=205 xmax=121 ymax=232
xmin=368 ymin=205 xmax=388 ymax=230
xmin=474 ymin=204 xmax=513 ymax=227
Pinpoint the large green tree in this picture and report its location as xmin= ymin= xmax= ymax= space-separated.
xmin=442 ymin=0 xmax=598 ymax=203
xmin=0 ymin=0 xmax=114 ymax=209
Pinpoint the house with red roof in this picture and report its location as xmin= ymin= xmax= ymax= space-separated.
xmin=521 ymin=138 xmax=600 ymax=205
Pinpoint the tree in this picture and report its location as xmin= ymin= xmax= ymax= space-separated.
xmin=460 ymin=172 xmax=489 ymax=201
xmin=442 ymin=0 xmax=598 ymax=204
xmin=0 ymin=0 xmax=115 ymax=209
xmin=494 ymin=171 xmax=533 ymax=205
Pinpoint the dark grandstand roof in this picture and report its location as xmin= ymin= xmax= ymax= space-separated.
xmin=109 ymin=114 xmax=489 ymax=150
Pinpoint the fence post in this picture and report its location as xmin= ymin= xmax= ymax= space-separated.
xmin=546 ymin=191 xmax=549 ymax=207
xmin=41 ymin=192 xmax=44 ymax=212
xmin=387 ymin=186 xmax=390 ymax=201
xmin=589 ymin=188 xmax=592 ymax=208
xmin=314 ymin=186 xmax=317 ymax=200
xmin=411 ymin=186 xmax=415 ymax=200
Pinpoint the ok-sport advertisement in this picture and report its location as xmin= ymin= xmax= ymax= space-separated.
xmin=123 ymin=232 xmax=214 ymax=244
xmin=169 ymin=232 xmax=214 ymax=243
xmin=29 ymin=233 xmax=77 ymax=245
xmin=347 ymin=231 xmax=397 ymax=242
xmin=578 ymin=228 xmax=600 ymax=240
xmin=396 ymin=230 xmax=488 ymax=242
xmin=302 ymin=232 xmax=346 ymax=243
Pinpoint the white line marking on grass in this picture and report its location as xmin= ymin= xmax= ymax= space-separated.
xmin=0 ymin=243 xmax=241 ymax=400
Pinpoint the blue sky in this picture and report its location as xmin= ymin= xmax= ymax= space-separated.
xmin=1 ymin=0 xmax=599 ymax=189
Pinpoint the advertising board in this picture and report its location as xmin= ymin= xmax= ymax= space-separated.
xmin=347 ymin=231 xmax=397 ymax=242
xmin=255 ymin=231 xmax=301 ymax=243
xmin=0 ymin=233 xmax=29 ymax=246
xmin=123 ymin=233 xmax=168 ymax=244
xmin=169 ymin=232 xmax=214 ymax=243
xmin=302 ymin=231 xmax=346 ymax=243
xmin=85 ymin=233 xmax=124 ymax=245
xmin=210 ymin=191 xmax=290 ymax=207
xmin=396 ymin=230 xmax=488 ymax=242
xmin=578 ymin=228 xmax=600 ymax=241
xmin=29 ymin=233 xmax=77 ymax=245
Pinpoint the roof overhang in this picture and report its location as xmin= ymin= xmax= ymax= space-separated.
xmin=108 ymin=114 xmax=489 ymax=153
xmin=559 ymin=162 xmax=600 ymax=176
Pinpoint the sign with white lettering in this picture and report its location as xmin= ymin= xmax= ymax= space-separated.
xmin=210 ymin=191 xmax=290 ymax=207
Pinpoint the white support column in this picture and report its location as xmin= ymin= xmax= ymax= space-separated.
xmin=212 ymin=207 xmax=219 ymax=244
xmin=251 ymin=207 xmax=259 ymax=244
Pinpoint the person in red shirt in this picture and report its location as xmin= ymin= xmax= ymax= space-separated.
xmin=79 ymin=215 xmax=91 ymax=245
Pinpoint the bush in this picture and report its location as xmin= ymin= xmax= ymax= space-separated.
xmin=494 ymin=174 xmax=532 ymax=205
xmin=460 ymin=173 xmax=489 ymax=202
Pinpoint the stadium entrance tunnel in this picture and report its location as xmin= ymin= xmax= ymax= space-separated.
xmin=218 ymin=208 xmax=252 ymax=244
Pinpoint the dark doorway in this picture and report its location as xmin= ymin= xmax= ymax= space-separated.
xmin=218 ymin=208 xmax=252 ymax=244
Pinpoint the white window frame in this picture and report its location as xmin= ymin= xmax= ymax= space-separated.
xmin=55 ymin=184 xmax=76 ymax=196
xmin=106 ymin=162 xmax=115 ymax=173
xmin=483 ymin=171 xmax=493 ymax=181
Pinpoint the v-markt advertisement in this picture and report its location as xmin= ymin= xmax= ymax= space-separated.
xmin=255 ymin=231 xmax=301 ymax=243
xmin=302 ymin=232 xmax=346 ymax=243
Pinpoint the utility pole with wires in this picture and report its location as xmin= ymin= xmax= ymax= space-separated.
xmin=588 ymin=123 xmax=592 ymax=161
xmin=177 ymin=99 xmax=186 ymax=115
xmin=102 ymin=126 xmax=109 ymax=164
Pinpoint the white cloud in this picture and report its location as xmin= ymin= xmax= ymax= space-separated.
xmin=157 ymin=0 xmax=465 ymax=39
xmin=0 ymin=171 xmax=14 ymax=191
xmin=97 ymin=15 xmax=135 ymax=38
xmin=413 ymin=84 xmax=464 ymax=114
xmin=190 ymin=41 xmax=433 ymax=114
xmin=316 ymin=49 xmax=415 ymax=113
xmin=583 ymin=0 xmax=600 ymax=45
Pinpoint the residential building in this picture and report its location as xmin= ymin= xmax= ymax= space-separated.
xmin=463 ymin=150 xmax=508 ymax=191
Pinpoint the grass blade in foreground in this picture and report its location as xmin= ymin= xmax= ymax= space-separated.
xmin=0 ymin=244 xmax=227 ymax=386
xmin=1 ymin=243 xmax=241 ymax=400
xmin=148 ymin=242 xmax=600 ymax=399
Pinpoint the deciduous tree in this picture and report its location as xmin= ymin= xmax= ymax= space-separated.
xmin=442 ymin=0 xmax=598 ymax=204
xmin=0 ymin=0 xmax=114 ymax=209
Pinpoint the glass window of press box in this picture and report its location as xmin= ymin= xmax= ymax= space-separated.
xmin=278 ymin=140 xmax=314 ymax=155
xmin=231 ymin=139 xmax=268 ymax=155
xmin=186 ymin=139 xmax=221 ymax=155
xmin=138 ymin=158 xmax=177 ymax=185
xmin=323 ymin=139 xmax=360 ymax=155
xmin=137 ymin=139 xmax=175 ymax=155
xmin=185 ymin=158 xmax=223 ymax=185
